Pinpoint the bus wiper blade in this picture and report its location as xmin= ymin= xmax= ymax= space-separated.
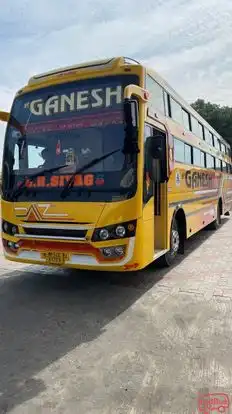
xmin=9 ymin=164 xmax=68 ymax=200
xmin=60 ymin=148 xmax=121 ymax=199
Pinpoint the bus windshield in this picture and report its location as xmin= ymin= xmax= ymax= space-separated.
xmin=2 ymin=74 xmax=139 ymax=203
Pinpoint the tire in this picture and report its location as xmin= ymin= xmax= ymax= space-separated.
xmin=208 ymin=202 xmax=221 ymax=230
xmin=160 ymin=219 xmax=180 ymax=267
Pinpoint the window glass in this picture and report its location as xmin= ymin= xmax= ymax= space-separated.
xmin=13 ymin=146 xmax=19 ymax=170
xmin=215 ymin=158 xmax=222 ymax=171
xmin=193 ymin=147 xmax=201 ymax=166
xmin=200 ymin=151 xmax=205 ymax=167
xmin=170 ymin=98 xmax=183 ymax=124
xmin=164 ymin=91 xmax=170 ymax=117
xmin=198 ymin=123 xmax=204 ymax=140
xmin=146 ymin=75 xmax=165 ymax=114
xmin=185 ymin=143 xmax=192 ymax=164
xmin=206 ymin=153 xmax=215 ymax=169
xmin=28 ymin=145 xmax=46 ymax=169
xmin=182 ymin=110 xmax=191 ymax=130
xmin=205 ymin=130 xmax=214 ymax=146
xmin=222 ymin=161 xmax=227 ymax=172
xmin=191 ymin=116 xmax=199 ymax=136
xmin=216 ymin=139 xmax=221 ymax=151
xmin=221 ymin=143 xmax=226 ymax=153
xmin=174 ymin=138 xmax=185 ymax=162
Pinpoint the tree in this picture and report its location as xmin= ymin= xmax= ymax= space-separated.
xmin=191 ymin=99 xmax=232 ymax=147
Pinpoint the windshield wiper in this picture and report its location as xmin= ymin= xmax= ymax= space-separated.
xmin=9 ymin=164 xmax=68 ymax=201
xmin=60 ymin=148 xmax=121 ymax=199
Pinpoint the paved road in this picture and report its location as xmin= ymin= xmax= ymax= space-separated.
xmin=0 ymin=217 xmax=232 ymax=414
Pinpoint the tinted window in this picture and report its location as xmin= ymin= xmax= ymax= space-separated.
xmin=215 ymin=158 xmax=222 ymax=171
xmin=174 ymin=138 xmax=185 ymax=162
xmin=170 ymin=98 xmax=183 ymax=124
xmin=193 ymin=147 xmax=201 ymax=166
xmin=2 ymin=74 xmax=139 ymax=203
xmin=206 ymin=154 xmax=215 ymax=169
xmin=182 ymin=110 xmax=191 ymax=130
xmin=146 ymin=75 xmax=165 ymax=114
xmin=191 ymin=116 xmax=199 ymax=136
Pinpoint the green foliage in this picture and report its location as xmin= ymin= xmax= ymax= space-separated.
xmin=191 ymin=99 xmax=232 ymax=146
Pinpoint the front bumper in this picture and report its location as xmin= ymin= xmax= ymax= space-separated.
xmin=2 ymin=236 xmax=137 ymax=271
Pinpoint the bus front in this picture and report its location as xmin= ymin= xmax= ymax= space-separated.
xmin=1 ymin=61 xmax=148 ymax=271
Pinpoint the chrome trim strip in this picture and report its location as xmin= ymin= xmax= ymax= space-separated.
xmin=21 ymin=223 xmax=92 ymax=230
xmin=14 ymin=234 xmax=86 ymax=241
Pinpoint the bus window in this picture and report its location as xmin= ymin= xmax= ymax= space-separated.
xmin=170 ymin=98 xmax=183 ymax=124
xmin=215 ymin=158 xmax=222 ymax=171
xmin=205 ymin=129 xmax=214 ymax=146
xmin=200 ymin=151 xmax=205 ymax=167
xmin=193 ymin=147 xmax=201 ymax=166
xmin=146 ymin=75 xmax=165 ymax=114
xmin=191 ymin=116 xmax=199 ymax=136
xmin=222 ymin=161 xmax=227 ymax=173
xmin=174 ymin=138 xmax=185 ymax=162
xmin=184 ymin=143 xmax=192 ymax=165
xmin=198 ymin=123 xmax=204 ymax=140
xmin=206 ymin=153 xmax=215 ymax=169
xmin=221 ymin=143 xmax=226 ymax=154
xmin=182 ymin=109 xmax=191 ymax=131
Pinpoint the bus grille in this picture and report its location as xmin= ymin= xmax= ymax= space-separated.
xmin=23 ymin=227 xmax=87 ymax=239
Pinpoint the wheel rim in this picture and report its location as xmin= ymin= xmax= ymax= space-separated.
xmin=171 ymin=229 xmax=179 ymax=256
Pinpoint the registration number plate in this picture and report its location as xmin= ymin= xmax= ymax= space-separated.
xmin=41 ymin=252 xmax=70 ymax=265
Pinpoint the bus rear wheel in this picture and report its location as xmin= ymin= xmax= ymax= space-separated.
xmin=160 ymin=219 xmax=180 ymax=267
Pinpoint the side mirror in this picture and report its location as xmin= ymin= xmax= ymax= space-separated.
xmin=123 ymin=99 xmax=139 ymax=154
xmin=145 ymin=135 xmax=168 ymax=183
xmin=0 ymin=111 xmax=10 ymax=123
xmin=145 ymin=136 xmax=164 ymax=160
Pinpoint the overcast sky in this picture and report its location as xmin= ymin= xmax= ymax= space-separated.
xmin=0 ymin=0 xmax=232 ymax=158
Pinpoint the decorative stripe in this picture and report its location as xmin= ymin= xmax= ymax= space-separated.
xmin=169 ymin=194 xmax=218 ymax=208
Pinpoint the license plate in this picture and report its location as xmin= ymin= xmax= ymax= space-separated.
xmin=41 ymin=252 xmax=70 ymax=265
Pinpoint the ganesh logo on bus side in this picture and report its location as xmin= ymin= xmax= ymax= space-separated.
xmin=24 ymin=86 xmax=122 ymax=116
xmin=185 ymin=170 xmax=220 ymax=189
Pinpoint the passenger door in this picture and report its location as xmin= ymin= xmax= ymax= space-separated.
xmin=143 ymin=124 xmax=168 ymax=252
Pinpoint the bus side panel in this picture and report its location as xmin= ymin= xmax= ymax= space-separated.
xmin=167 ymin=164 xmax=220 ymax=240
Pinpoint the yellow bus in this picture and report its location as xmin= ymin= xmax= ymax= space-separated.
xmin=0 ymin=56 xmax=232 ymax=271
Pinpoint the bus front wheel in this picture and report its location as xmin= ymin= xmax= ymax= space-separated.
xmin=160 ymin=219 xmax=180 ymax=267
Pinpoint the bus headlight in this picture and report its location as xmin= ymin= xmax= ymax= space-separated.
xmin=92 ymin=220 xmax=136 ymax=242
xmin=99 ymin=228 xmax=110 ymax=241
xmin=2 ymin=220 xmax=19 ymax=236
xmin=115 ymin=225 xmax=126 ymax=238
